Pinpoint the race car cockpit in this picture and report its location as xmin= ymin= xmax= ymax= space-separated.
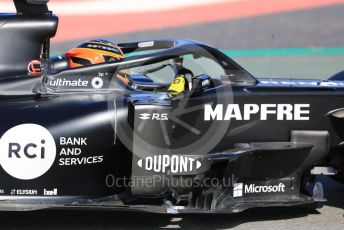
xmin=35 ymin=39 xmax=257 ymax=95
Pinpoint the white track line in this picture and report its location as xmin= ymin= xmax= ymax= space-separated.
xmin=0 ymin=0 xmax=241 ymax=15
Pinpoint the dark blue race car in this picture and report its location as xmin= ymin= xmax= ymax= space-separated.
xmin=0 ymin=0 xmax=343 ymax=213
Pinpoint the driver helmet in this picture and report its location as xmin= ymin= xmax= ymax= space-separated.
xmin=66 ymin=39 xmax=125 ymax=68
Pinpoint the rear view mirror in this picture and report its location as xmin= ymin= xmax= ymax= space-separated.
xmin=191 ymin=74 xmax=211 ymax=96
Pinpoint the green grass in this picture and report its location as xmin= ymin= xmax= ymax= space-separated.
xmin=222 ymin=47 xmax=344 ymax=57
xmin=221 ymin=47 xmax=344 ymax=79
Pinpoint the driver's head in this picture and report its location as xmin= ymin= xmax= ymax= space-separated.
xmin=66 ymin=39 xmax=125 ymax=68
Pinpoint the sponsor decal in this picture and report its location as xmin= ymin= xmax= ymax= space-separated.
xmin=86 ymin=44 xmax=122 ymax=54
xmin=48 ymin=73 xmax=107 ymax=89
xmin=137 ymin=155 xmax=202 ymax=173
xmin=44 ymin=188 xmax=58 ymax=196
xmin=202 ymin=79 xmax=210 ymax=87
xmin=139 ymin=113 xmax=168 ymax=121
xmin=139 ymin=113 xmax=151 ymax=120
xmin=233 ymin=182 xmax=286 ymax=198
xmin=91 ymin=77 xmax=104 ymax=89
xmin=204 ymin=104 xmax=310 ymax=121
xmin=60 ymin=137 xmax=87 ymax=146
xmin=0 ymin=124 xmax=56 ymax=180
xmin=48 ymin=78 xmax=89 ymax=87
xmin=138 ymin=41 xmax=154 ymax=48
xmin=11 ymin=189 xmax=38 ymax=196
xmin=27 ymin=60 xmax=42 ymax=76
xmin=58 ymin=137 xmax=103 ymax=166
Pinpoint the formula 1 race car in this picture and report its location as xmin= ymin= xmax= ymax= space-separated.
xmin=0 ymin=0 xmax=343 ymax=213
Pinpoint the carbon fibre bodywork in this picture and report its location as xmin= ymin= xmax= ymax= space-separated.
xmin=0 ymin=0 xmax=343 ymax=213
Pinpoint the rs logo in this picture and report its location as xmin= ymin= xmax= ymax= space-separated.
xmin=139 ymin=113 xmax=168 ymax=121
xmin=8 ymin=139 xmax=46 ymax=159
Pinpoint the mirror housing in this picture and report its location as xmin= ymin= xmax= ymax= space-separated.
xmin=191 ymin=74 xmax=211 ymax=96
xmin=14 ymin=0 xmax=49 ymax=14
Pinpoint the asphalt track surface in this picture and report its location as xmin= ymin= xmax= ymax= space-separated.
xmin=47 ymin=0 xmax=344 ymax=43
xmin=52 ymin=4 xmax=344 ymax=51
xmin=52 ymin=4 xmax=344 ymax=79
